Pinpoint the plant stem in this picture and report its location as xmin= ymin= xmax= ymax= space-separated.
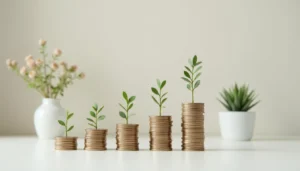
xmin=191 ymin=66 xmax=194 ymax=103
xmin=65 ymin=114 xmax=68 ymax=137
xmin=159 ymin=88 xmax=162 ymax=116
xmin=126 ymin=103 xmax=129 ymax=124
xmin=42 ymin=48 xmax=49 ymax=98
xmin=95 ymin=112 xmax=98 ymax=129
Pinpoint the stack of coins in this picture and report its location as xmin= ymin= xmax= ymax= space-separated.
xmin=181 ymin=103 xmax=205 ymax=151
xmin=149 ymin=116 xmax=172 ymax=151
xmin=84 ymin=129 xmax=107 ymax=151
xmin=116 ymin=124 xmax=139 ymax=151
xmin=55 ymin=137 xmax=77 ymax=150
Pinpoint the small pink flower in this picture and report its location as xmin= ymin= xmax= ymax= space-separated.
xmin=78 ymin=72 xmax=85 ymax=79
xmin=60 ymin=61 xmax=67 ymax=68
xmin=20 ymin=66 xmax=26 ymax=75
xmin=51 ymin=62 xmax=59 ymax=70
xmin=29 ymin=70 xmax=36 ymax=79
xmin=39 ymin=39 xmax=47 ymax=46
xmin=11 ymin=60 xmax=17 ymax=67
xmin=6 ymin=59 xmax=11 ymax=67
xmin=25 ymin=55 xmax=33 ymax=61
xmin=70 ymin=65 xmax=77 ymax=72
xmin=35 ymin=59 xmax=43 ymax=66
xmin=53 ymin=48 xmax=62 ymax=57
xmin=26 ymin=59 xmax=36 ymax=68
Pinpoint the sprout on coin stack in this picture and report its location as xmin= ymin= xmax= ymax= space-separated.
xmin=116 ymin=91 xmax=139 ymax=151
xmin=149 ymin=79 xmax=172 ymax=151
xmin=55 ymin=111 xmax=77 ymax=150
xmin=84 ymin=103 xmax=108 ymax=151
xmin=180 ymin=55 xmax=205 ymax=151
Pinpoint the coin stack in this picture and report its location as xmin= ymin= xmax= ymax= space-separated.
xmin=55 ymin=137 xmax=77 ymax=150
xmin=181 ymin=103 xmax=205 ymax=151
xmin=84 ymin=129 xmax=107 ymax=151
xmin=149 ymin=116 xmax=172 ymax=151
xmin=116 ymin=124 xmax=139 ymax=151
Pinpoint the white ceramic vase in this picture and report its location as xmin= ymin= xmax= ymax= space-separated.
xmin=34 ymin=98 xmax=65 ymax=139
xmin=219 ymin=112 xmax=256 ymax=141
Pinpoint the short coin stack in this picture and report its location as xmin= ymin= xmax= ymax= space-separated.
xmin=181 ymin=103 xmax=205 ymax=151
xmin=149 ymin=116 xmax=172 ymax=151
xmin=116 ymin=124 xmax=139 ymax=151
xmin=84 ymin=129 xmax=107 ymax=151
xmin=55 ymin=137 xmax=77 ymax=150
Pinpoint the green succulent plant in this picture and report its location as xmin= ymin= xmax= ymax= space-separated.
xmin=119 ymin=91 xmax=136 ymax=124
xmin=218 ymin=83 xmax=260 ymax=111
xmin=87 ymin=104 xmax=105 ymax=129
xmin=58 ymin=110 xmax=75 ymax=137
xmin=151 ymin=79 xmax=168 ymax=116
xmin=181 ymin=55 xmax=202 ymax=103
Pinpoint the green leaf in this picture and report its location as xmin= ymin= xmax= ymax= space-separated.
xmin=87 ymin=118 xmax=95 ymax=123
xmin=98 ymin=115 xmax=105 ymax=120
xmin=181 ymin=77 xmax=191 ymax=83
xmin=195 ymin=61 xmax=202 ymax=66
xmin=194 ymin=80 xmax=200 ymax=89
xmin=162 ymin=98 xmax=167 ymax=104
xmin=187 ymin=84 xmax=191 ymax=90
xmin=194 ymin=66 xmax=202 ymax=73
xmin=193 ymin=55 xmax=197 ymax=66
xmin=185 ymin=66 xmax=192 ymax=73
xmin=152 ymin=96 xmax=159 ymax=105
xmin=128 ymin=103 xmax=133 ymax=110
xmin=151 ymin=87 xmax=159 ymax=95
xmin=217 ymin=98 xmax=231 ymax=111
xmin=93 ymin=104 xmax=98 ymax=111
xmin=184 ymin=71 xmax=191 ymax=79
xmin=67 ymin=113 xmax=74 ymax=120
xmin=90 ymin=111 xmax=96 ymax=118
xmin=156 ymin=79 xmax=161 ymax=87
xmin=161 ymin=92 xmax=168 ymax=98
xmin=119 ymin=103 xmax=126 ymax=111
xmin=119 ymin=111 xmax=127 ymax=119
xmin=98 ymin=106 xmax=104 ymax=113
xmin=160 ymin=80 xmax=166 ymax=89
xmin=128 ymin=96 xmax=136 ymax=103
xmin=58 ymin=120 xmax=65 ymax=126
xmin=67 ymin=125 xmax=74 ymax=132
xmin=122 ymin=91 xmax=128 ymax=102
xmin=188 ymin=58 xmax=193 ymax=67
xmin=194 ymin=73 xmax=201 ymax=80
xmin=88 ymin=123 xmax=96 ymax=128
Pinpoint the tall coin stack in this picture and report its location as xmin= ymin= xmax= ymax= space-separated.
xmin=116 ymin=124 xmax=139 ymax=151
xmin=84 ymin=129 xmax=107 ymax=151
xmin=55 ymin=137 xmax=77 ymax=150
xmin=181 ymin=103 xmax=205 ymax=151
xmin=149 ymin=116 xmax=172 ymax=151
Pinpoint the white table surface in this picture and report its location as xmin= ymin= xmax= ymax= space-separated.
xmin=0 ymin=135 xmax=299 ymax=171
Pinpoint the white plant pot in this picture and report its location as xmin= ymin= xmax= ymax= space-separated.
xmin=219 ymin=112 xmax=256 ymax=141
xmin=34 ymin=98 xmax=65 ymax=139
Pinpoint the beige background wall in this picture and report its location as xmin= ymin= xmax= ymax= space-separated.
xmin=0 ymin=0 xmax=299 ymax=137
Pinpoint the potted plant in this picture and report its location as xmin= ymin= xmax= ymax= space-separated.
xmin=149 ymin=79 xmax=172 ymax=151
xmin=5 ymin=39 xmax=85 ymax=139
xmin=116 ymin=91 xmax=139 ymax=151
xmin=55 ymin=111 xmax=77 ymax=150
xmin=84 ymin=104 xmax=107 ymax=151
xmin=180 ymin=55 xmax=205 ymax=151
xmin=218 ymin=83 xmax=260 ymax=141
